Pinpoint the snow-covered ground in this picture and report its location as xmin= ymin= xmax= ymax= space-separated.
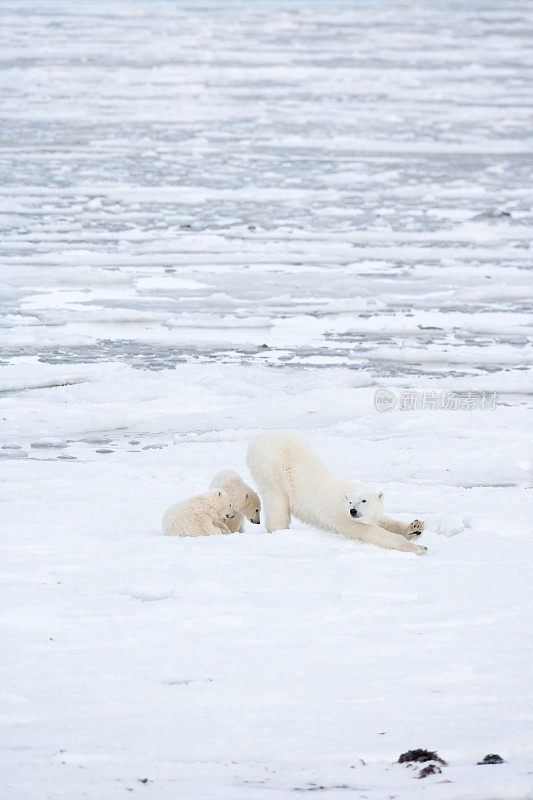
xmin=1 ymin=1 xmax=533 ymax=798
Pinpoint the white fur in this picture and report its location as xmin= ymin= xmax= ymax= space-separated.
xmin=209 ymin=469 xmax=261 ymax=533
xmin=162 ymin=488 xmax=235 ymax=537
xmin=247 ymin=430 xmax=426 ymax=554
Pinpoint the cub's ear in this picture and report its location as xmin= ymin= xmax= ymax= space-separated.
xmin=377 ymin=491 xmax=384 ymax=502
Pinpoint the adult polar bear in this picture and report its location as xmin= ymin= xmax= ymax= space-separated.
xmin=247 ymin=430 xmax=427 ymax=555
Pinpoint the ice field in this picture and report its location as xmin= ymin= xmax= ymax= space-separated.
xmin=1 ymin=1 xmax=533 ymax=798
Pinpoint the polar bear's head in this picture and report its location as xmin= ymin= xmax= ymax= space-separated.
xmin=239 ymin=488 xmax=261 ymax=524
xmin=342 ymin=483 xmax=384 ymax=525
xmin=205 ymin=488 xmax=235 ymax=520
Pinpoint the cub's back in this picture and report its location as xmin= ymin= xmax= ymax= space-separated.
xmin=210 ymin=468 xmax=241 ymax=490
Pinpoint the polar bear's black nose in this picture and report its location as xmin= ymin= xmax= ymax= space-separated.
xmin=350 ymin=508 xmax=358 ymax=518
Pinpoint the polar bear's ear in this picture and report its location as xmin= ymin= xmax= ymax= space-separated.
xmin=377 ymin=491 xmax=384 ymax=501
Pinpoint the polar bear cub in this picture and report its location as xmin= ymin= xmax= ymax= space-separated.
xmin=209 ymin=469 xmax=261 ymax=533
xmin=247 ymin=430 xmax=427 ymax=555
xmin=162 ymin=488 xmax=235 ymax=537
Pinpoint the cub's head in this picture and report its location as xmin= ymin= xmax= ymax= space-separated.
xmin=206 ymin=488 xmax=235 ymax=520
xmin=343 ymin=484 xmax=384 ymax=525
xmin=240 ymin=488 xmax=261 ymax=524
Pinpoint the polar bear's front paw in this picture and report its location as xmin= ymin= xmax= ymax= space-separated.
xmin=406 ymin=519 xmax=425 ymax=539
xmin=414 ymin=544 xmax=428 ymax=555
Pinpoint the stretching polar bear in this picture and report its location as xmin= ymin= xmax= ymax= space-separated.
xmin=209 ymin=469 xmax=261 ymax=533
xmin=162 ymin=488 xmax=235 ymax=537
xmin=247 ymin=430 xmax=427 ymax=555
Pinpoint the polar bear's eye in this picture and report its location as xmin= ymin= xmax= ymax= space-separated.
xmin=362 ymin=499 xmax=367 ymax=503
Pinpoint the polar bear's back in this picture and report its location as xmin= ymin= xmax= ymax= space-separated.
xmin=247 ymin=429 xmax=330 ymax=497
xmin=210 ymin=468 xmax=242 ymax=492
xmin=162 ymin=498 xmax=188 ymax=536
